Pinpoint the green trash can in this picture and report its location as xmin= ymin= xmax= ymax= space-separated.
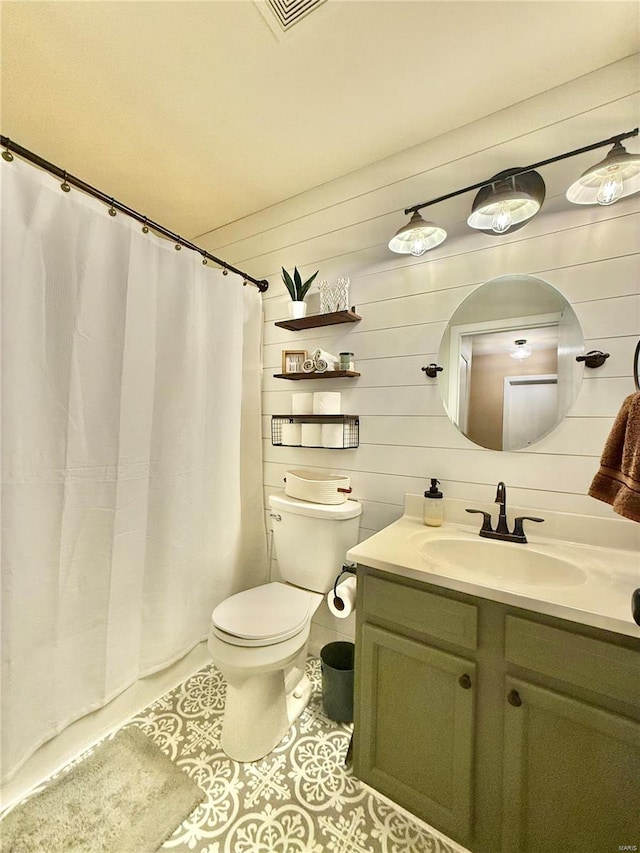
xmin=321 ymin=641 xmax=355 ymax=723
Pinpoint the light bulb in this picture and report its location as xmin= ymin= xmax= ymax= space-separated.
xmin=410 ymin=234 xmax=428 ymax=256
xmin=596 ymin=170 xmax=624 ymax=205
xmin=491 ymin=203 xmax=512 ymax=234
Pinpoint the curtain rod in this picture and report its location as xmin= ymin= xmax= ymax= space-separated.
xmin=0 ymin=135 xmax=270 ymax=293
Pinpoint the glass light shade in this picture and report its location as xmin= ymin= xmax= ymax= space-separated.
xmin=388 ymin=211 xmax=447 ymax=255
xmin=510 ymin=339 xmax=533 ymax=360
xmin=468 ymin=187 xmax=540 ymax=232
xmin=566 ymin=141 xmax=640 ymax=205
xmin=467 ymin=169 xmax=545 ymax=236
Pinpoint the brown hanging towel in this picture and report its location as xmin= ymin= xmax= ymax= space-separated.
xmin=588 ymin=391 xmax=640 ymax=523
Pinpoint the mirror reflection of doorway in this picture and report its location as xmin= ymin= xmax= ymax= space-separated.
xmin=438 ymin=275 xmax=584 ymax=451
xmin=460 ymin=322 xmax=560 ymax=450
xmin=503 ymin=374 xmax=558 ymax=450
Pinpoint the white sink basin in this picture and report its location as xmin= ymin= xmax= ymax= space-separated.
xmin=410 ymin=534 xmax=587 ymax=587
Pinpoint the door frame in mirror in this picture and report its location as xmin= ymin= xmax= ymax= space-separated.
xmin=446 ymin=311 xmax=562 ymax=424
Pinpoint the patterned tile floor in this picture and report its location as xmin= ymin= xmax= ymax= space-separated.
xmin=124 ymin=656 xmax=463 ymax=853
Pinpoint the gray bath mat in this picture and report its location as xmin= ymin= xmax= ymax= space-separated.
xmin=0 ymin=726 xmax=205 ymax=853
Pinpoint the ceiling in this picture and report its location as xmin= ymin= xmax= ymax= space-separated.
xmin=1 ymin=1 xmax=638 ymax=240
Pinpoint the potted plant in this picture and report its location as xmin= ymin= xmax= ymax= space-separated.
xmin=282 ymin=267 xmax=319 ymax=319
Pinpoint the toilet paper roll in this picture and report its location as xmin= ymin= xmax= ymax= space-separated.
xmin=291 ymin=392 xmax=313 ymax=414
xmin=327 ymin=576 xmax=357 ymax=619
xmin=321 ymin=423 xmax=344 ymax=448
xmin=280 ymin=423 xmax=302 ymax=446
xmin=313 ymin=392 xmax=342 ymax=414
xmin=301 ymin=423 xmax=322 ymax=447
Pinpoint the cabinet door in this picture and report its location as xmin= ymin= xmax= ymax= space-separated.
xmin=356 ymin=623 xmax=476 ymax=843
xmin=502 ymin=677 xmax=640 ymax=853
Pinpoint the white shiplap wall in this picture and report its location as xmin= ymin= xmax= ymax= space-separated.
xmin=200 ymin=57 xmax=640 ymax=651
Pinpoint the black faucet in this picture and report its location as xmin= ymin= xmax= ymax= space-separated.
xmin=466 ymin=481 xmax=544 ymax=544
xmin=494 ymin=481 xmax=510 ymax=535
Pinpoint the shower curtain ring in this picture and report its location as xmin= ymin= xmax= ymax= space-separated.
xmin=108 ymin=199 xmax=117 ymax=217
xmin=61 ymin=172 xmax=71 ymax=192
xmin=175 ymin=240 xmax=182 ymax=251
xmin=222 ymin=268 xmax=228 ymax=276
xmin=2 ymin=144 xmax=13 ymax=162
xmin=142 ymin=217 xmax=149 ymax=234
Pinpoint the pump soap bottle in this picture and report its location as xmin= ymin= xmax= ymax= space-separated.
xmin=423 ymin=478 xmax=444 ymax=527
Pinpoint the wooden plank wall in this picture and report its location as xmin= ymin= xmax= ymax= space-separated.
xmin=199 ymin=57 xmax=640 ymax=649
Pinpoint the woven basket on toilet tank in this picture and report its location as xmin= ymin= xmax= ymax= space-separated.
xmin=284 ymin=469 xmax=352 ymax=504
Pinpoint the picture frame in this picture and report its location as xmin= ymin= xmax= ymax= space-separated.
xmin=282 ymin=349 xmax=308 ymax=374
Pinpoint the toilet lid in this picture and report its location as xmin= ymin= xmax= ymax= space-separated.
xmin=211 ymin=582 xmax=313 ymax=643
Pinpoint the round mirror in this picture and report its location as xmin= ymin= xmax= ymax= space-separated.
xmin=437 ymin=274 xmax=584 ymax=451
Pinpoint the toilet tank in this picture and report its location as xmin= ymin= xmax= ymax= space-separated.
xmin=269 ymin=492 xmax=362 ymax=593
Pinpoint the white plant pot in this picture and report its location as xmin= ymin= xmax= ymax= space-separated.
xmin=288 ymin=301 xmax=307 ymax=320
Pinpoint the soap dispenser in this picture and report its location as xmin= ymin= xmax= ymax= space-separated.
xmin=424 ymin=479 xmax=444 ymax=527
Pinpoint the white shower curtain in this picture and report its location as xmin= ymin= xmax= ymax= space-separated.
xmin=0 ymin=157 xmax=268 ymax=782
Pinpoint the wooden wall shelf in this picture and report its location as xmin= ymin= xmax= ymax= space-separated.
xmin=274 ymin=370 xmax=360 ymax=381
xmin=275 ymin=308 xmax=361 ymax=332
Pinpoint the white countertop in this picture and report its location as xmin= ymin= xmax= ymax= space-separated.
xmin=347 ymin=510 xmax=640 ymax=639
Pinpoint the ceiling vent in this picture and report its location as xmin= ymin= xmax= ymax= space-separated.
xmin=255 ymin=0 xmax=327 ymax=37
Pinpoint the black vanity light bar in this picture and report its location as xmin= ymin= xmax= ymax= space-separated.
xmin=404 ymin=128 xmax=639 ymax=216
xmin=0 ymin=134 xmax=270 ymax=292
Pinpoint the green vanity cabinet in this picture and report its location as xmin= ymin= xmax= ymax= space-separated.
xmin=354 ymin=572 xmax=480 ymax=845
xmin=358 ymin=623 xmax=476 ymax=843
xmin=501 ymin=615 xmax=640 ymax=853
xmin=353 ymin=566 xmax=640 ymax=853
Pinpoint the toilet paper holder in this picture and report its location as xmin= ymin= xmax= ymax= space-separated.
xmin=332 ymin=563 xmax=357 ymax=610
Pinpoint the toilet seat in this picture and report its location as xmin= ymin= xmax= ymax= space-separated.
xmin=211 ymin=582 xmax=315 ymax=647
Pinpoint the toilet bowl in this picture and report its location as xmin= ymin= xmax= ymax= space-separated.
xmin=208 ymin=582 xmax=322 ymax=761
xmin=208 ymin=491 xmax=362 ymax=762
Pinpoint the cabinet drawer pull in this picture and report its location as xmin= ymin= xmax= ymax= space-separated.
xmin=507 ymin=689 xmax=522 ymax=707
xmin=458 ymin=673 xmax=472 ymax=690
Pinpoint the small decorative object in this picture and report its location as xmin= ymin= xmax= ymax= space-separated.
xmin=282 ymin=350 xmax=308 ymax=374
xmin=282 ymin=267 xmax=319 ymax=319
xmin=335 ymin=276 xmax=350 ymax=311
xmin=289 ymin=301 xmax=307 ymax=320
xmin=318 ymin=280 xmax=332 ymax=314
xmin=339 ymin=352 xmax=355 ymax=372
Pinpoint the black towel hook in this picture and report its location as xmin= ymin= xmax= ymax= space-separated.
xmin=421 ymin=363 xmax=443 ymax=378
xmin=576 ymin=350 xmax=610 ymax=369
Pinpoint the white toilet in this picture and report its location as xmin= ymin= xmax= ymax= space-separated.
xmin=207 ymin=491 xmax=362 ymax=762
